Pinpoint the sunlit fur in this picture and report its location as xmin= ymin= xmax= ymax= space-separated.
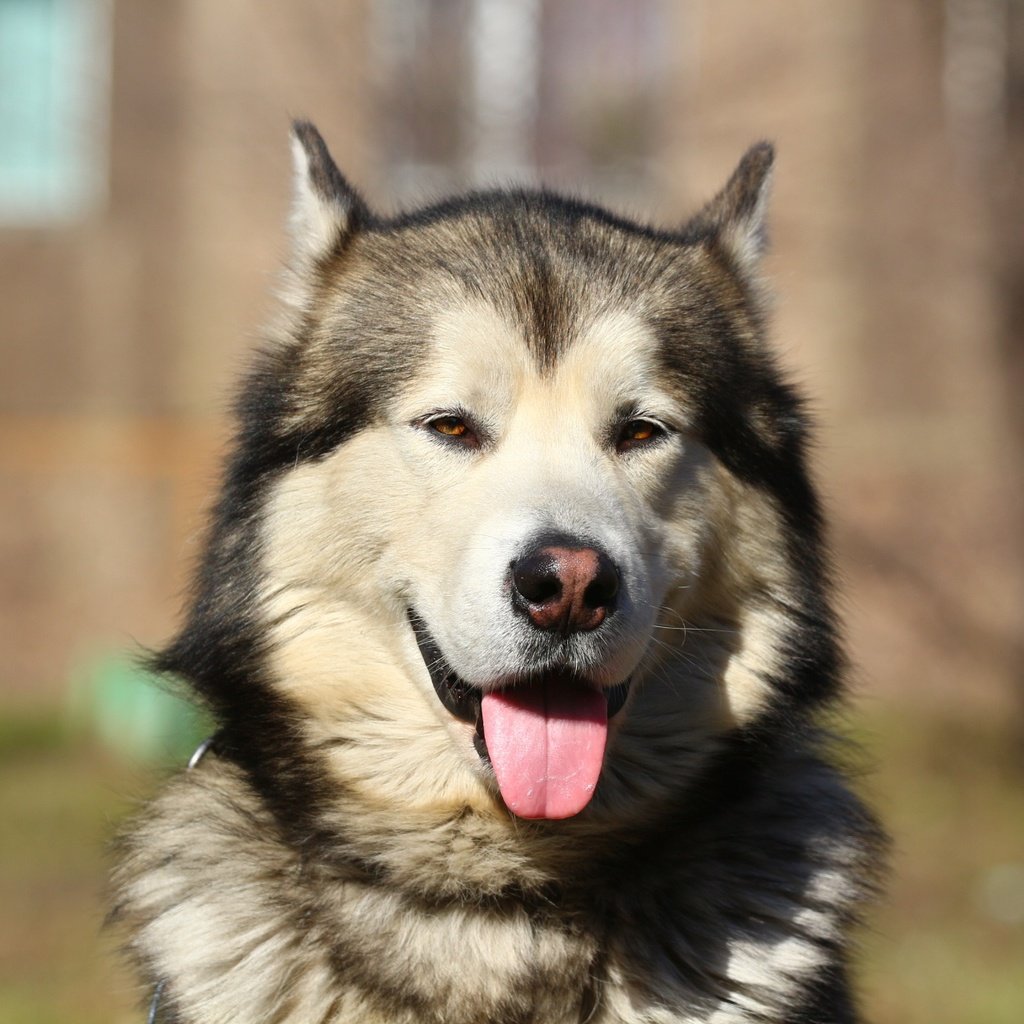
xmin=111 ymin=122 xmax=884 ymax=1024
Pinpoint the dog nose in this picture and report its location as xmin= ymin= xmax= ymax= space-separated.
xmin=511 ymin=545 xmax=620 ymax=632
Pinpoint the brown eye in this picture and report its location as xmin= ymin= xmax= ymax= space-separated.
xmin=423 ymin=413 xmax=481 ymax=449
xmin=616 ymin=418 xmax=665 ymax=453
xmin=432 ymin=416 xmax=467 ymax=437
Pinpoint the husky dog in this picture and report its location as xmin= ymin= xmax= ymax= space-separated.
xmin=112 ymin=122 xmax=882 ymax=1024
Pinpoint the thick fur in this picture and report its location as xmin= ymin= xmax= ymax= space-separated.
xmin=111 ymin=123 xmax=883 ymax=1023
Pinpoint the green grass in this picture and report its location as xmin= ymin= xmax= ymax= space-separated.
xmin=1 ymin=700 xmax=1021 ymax=1023
xmin=854 ymin=704 xmax=1024 ymax=1024
xmin=0 ymin=729 xmax=147 ymax=1024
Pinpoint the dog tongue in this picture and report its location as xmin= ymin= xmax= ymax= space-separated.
xmin=480 ymin=678 xmax=608 ymax=820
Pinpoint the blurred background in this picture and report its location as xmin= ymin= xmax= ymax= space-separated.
xmin=1 ymin=0 xmax=1022 ymax=1021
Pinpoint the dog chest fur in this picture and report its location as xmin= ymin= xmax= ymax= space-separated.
xmin=112 ymin=740 xmax=876 ymax=1024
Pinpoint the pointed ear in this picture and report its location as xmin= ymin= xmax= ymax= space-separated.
xmin=687 ymin=142 xmax=774 ymax=277
xmin=289 ymin=120 xmax=367 ymax=262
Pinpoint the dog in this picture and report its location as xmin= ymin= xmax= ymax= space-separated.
xmin=111 ymin=121 xmax=883 ymax=1023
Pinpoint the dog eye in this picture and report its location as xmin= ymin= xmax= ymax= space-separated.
xmin=616 ymin=418 xmax=666 ymax=453
xmin=425 ymin=415 xmax=480 ymax=448
xmin=432 ymin=416 xmax=467 ymax=437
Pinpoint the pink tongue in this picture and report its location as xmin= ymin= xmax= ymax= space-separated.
xmin=480 ymin=679 xmax=608 ymax=820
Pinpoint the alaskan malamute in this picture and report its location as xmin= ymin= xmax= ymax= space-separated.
xmin=112 ymin=121 xmax=882 ymax=1023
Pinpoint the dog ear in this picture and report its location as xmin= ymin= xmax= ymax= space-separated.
xmin=289 ymin=120 xmax=368 ymax=262
xmin=687 ymin=142 xmax=774 ymax=277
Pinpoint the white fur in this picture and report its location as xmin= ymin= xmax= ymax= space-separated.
xmin=112 ymin=140 xmax=881 ymax=1023
xmin=289 ymin=132 xmax=352 ymax=263
xmin=717 ymin=166 xmax=772 ymax=279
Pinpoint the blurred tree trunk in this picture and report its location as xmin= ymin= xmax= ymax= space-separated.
xmin=995 ymin=2 xmax=1024 ymax=748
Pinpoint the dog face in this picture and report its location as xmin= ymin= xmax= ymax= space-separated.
xmin=278 ymin=293 xmax=725 ymax=820
xmin=164 ymin=124 xmax=838 ymax=842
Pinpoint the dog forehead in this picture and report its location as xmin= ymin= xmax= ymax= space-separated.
xmin=429 ymin=299 xmax=532 ymax=381
xmin=312 ymin=199 xmax=739 ymax=434
xmin=359 ymin=197 xmax=684 ymax=357
xmin=410 ymin=296 xmax=664 ymax=406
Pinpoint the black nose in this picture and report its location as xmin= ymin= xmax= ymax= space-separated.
xmin=511 ymin=544 xmax=620 ymax=633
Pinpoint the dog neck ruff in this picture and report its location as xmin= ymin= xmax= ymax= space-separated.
xmin=145 ymin=735 xmax=217 ymax=1022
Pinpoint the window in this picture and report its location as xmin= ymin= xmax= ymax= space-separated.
xmin=0 ymin=0 xmax=110 ymax=224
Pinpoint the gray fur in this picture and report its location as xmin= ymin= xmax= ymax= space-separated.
xmin=113 ymin=742 xmax=878 ymax=1024
xmin=111 ymin=124 xmax=883 ymax=1023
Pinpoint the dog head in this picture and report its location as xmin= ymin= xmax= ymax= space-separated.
xmin=160 ymin=123 xmax=839 ymax=860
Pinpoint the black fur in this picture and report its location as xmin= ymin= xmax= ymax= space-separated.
xmin=118 ymin=129 xmax=883 ymax=1024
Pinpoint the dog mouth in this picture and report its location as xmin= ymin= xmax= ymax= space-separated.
xmin=409 ymin=611 xmax=629 ymax=820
